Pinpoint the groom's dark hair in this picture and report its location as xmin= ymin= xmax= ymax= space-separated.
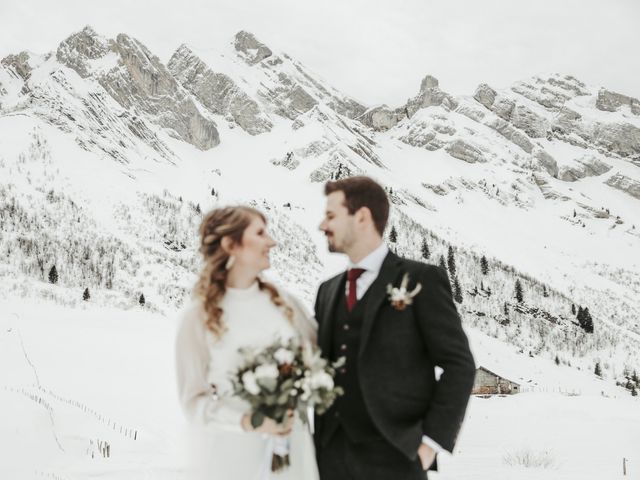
xmin=324 ymin=176 xmax=389 ymax=236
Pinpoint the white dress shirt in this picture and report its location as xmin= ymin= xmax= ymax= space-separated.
xmin=346 ymin=242 xmax=445 ymax=455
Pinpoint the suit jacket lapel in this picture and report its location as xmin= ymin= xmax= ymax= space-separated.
xmin=318 ymin=271 xmax=346 ymax=354
xmin=359 ymin=251 xmax=403 ymax=357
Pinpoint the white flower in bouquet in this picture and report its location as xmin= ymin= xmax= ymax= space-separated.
xmin=274 ymin=347 xmax=295 ymax=365
xmin=241 ymin=371 xmax=260 ymax=395
xmin=310 ymin=371 xmax=334 ymax=390
xmin=254 ymin=363 xmax=279 ymax=380
xmin=299 ymin=377 xmax=312 ymax=402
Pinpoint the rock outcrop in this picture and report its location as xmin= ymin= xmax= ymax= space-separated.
xmin=591 ymin=122 xmax=640 ymax=158
xmin=359 ymin=105 xmax=404 ymax=131
xmin=234 ymin=31 xmax=273 ymax=65
xmin=168 ymin=45 xmax=272 ymax=135
xmin=596 ymin=89 xmax=640 ymax=115
xmin=605 ymin=173 xmax=640 ymax=200
xmin=404 ymin=75 xmax=458 ymax=118
xmin=557 ymin=156 xmax=612 ymax=182
xmin=1 ymin=52 xmax=34 ymax=81
xmin=445 ymin=139 xmax=486 ymax=163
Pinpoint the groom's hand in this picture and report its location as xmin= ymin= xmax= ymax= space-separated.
xmin=417 ymin=443 xmax=436 ymax=470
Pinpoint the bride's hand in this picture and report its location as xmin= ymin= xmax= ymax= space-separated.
xmin=241 ymin=410 xmax=294 ymax=436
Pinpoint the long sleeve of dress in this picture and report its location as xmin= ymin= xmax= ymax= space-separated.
xmin=175 ymin=301 xmax=245 ymax=432
xmin=281 ymin=290 xmax=318 ymax=346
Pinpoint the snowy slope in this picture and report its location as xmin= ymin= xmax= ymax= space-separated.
xmin=1 ymin=300 xmax=639 ymax=480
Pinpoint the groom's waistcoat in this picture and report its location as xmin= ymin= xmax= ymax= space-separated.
xmin=322 ymin=282 xmax=380 ymax=446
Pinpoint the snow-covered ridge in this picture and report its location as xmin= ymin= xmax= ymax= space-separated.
xmin=1 ymin=26 xmax=640 ymax=392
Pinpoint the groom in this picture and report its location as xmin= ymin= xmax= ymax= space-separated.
xmin=313 ymin=176 xmax=476 ymax=479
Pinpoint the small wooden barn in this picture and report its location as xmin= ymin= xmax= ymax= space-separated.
xmin=472 ymin=366 xmax=520 ymax=395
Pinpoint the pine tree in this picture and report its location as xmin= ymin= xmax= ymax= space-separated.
xmin=582 ymin=308 xmax=594 ymax=333
xmin=542 ymin=285 xmax=549 ymax=297
xmin=480 ymin=255 xmax=489 ymax=275
xmin=139 ymin=294 xmax=146 ymax=306
xmin=453 ymin=275 xmax=463 ymax=304
xmin=632 ymin=370 xmax=639 ymax=385
xmin=420 ymin=238 xmax=430 ymax=259
xmin=632 ymin=385 xmax=638 ymax=396
xmin=447 ymin=245 xmax=456 ymax=277
xmin=594 ymin=362 xmax=602 ymax=377
xmin=515 ymin=279 xmax=524 ymax=303
xmin=439 ymin=255 xmax=447 ymax=272
xmin=389 ymin=225 xmax=398 ymax=243
xmin=503 ymin=302 xmax=509 ymax=315
xmin=83 ymin=288 xmax=90 ymax=301
xmin=573 ymin=209 xmax=576 ymax=218
xmin=555 ymin=355 xmax=560 ymax=366
xmin=577 ymin=306 xmax=593 ymax=333
xmin=48 ymin=265 xmax=58 ymax=284
xmin=571 ymin=303 xmax=576 ymax=315
xmin=195 ymin=203 xmax=201 ymax=214
xmin=211 ymin=187 xmax=216 ymax=196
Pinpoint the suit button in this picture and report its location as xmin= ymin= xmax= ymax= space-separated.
xmin=343 ymin=324 xmax=350 ymax=331
xmin=340 ymin=344 xmax=347 ymax=351
xmin=340 ymin=368 xmax=347 ymax=374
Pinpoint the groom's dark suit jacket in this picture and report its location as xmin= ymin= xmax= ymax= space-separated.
xmin=313 ymin=250 xmax=476 ymax=463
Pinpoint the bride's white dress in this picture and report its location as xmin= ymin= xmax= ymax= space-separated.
xmin=175 ymin=282 xmax=319 ymax=480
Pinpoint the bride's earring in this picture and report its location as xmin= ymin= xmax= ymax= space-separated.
xmin=225 ymin=255 xmax=235 ymax=270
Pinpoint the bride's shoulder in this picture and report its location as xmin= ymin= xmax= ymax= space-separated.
xmin=272 ymin=284 xmax=309 ymax=311
xmin=176 ymin=297 xmax=206 ymax=328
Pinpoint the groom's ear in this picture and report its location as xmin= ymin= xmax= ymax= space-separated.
xmin=354 ymin=206 xmax=373 ymax=226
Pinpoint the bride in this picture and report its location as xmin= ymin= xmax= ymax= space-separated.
xmin=175 ymin=205 xmax=320 ymax=480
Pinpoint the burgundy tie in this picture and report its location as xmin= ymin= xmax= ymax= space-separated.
xmin=346 ymin=268 xmax=366 ymax=312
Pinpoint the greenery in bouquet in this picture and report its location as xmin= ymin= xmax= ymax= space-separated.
xmin=231 ymin=337 xmax=344 ymax=429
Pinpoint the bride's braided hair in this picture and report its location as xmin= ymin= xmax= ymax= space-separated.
xmin=193 ymin=206 xmax=293 ymax=338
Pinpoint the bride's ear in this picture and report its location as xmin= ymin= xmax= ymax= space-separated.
xmin=220 ymin=236 xmax=235 ymax=255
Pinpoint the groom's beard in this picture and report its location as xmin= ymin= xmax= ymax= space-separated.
xmin=325 ymin=233 xmax=349 ymax=254
xmin=325 ymin=234 xmax=339 ymax=253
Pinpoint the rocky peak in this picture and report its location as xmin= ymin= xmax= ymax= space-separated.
xmin=110 ymin=33 xmax=176 ymax=98
xmin=53 ymin=27 xmax=220 ymax=150
xmin=234 ymin=31 xmax=273 ymax=65
xmin=56 ymin=26 xmax=111 ymax=78
xmin=168 ymin=44 xmax=272 ymax=135
xmin=1 ymin=51 xmax=35 ymax=81
xmin=405 ymin=74 xmax=458 ymax=118
xmin=420 ymin=75 xmax=439 ymax=91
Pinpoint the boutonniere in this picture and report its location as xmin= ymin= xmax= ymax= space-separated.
xmin=386 ymin=273 xmax=422 ymax=311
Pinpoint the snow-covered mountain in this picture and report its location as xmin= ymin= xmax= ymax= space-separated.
xmin=2 ymin=26 xmax=640 ymax=394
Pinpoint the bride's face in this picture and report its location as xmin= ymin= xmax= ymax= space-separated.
xmin=231 ymin=215 xmax=277 ymax=272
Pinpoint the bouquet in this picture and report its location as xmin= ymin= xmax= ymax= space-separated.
xmin=231 ymin=337 xmax=343 ymax=472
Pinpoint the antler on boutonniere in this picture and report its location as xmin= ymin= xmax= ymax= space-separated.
xmin=386 ymin=273 xmax=422 ymax=311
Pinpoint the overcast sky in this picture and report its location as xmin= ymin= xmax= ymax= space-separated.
xmin=1 ymin=0 xmax=638 ymax=106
